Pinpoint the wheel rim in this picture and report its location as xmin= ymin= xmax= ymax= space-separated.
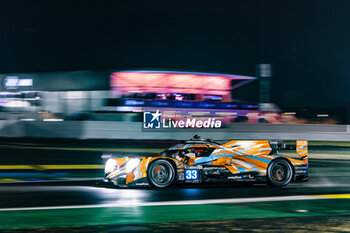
xmin=151 ymin=163 xmax=172 ymax=186
xmin=271 ymin=161 xmax=291 ymax=183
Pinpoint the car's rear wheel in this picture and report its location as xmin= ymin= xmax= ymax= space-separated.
xmin=147 ymin=160 xmax=175 ymax=188
xmin=267 ymin=159 xmax=293 ymax=187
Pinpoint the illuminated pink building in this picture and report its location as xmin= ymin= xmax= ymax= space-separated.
xmin=106 ymin=70 xmax=264 ymax=123
xmin=110 ymin=70 xmax=256 ymax=102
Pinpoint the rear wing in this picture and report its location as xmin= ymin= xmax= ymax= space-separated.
xmin=296 ymin=140 xmax=308 ymax=163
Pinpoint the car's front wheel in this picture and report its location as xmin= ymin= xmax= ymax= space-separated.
xmin=147 ymin=160 xmax=175 ymax=188
xmin=267 ymin=159 xmax=293 ymax=187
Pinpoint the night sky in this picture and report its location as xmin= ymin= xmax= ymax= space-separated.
xmin=1 ymin=1 xmax=350 ymax=108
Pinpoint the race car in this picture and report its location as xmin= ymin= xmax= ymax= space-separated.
xmin=102 ymin=136 xmax=308 ymax=188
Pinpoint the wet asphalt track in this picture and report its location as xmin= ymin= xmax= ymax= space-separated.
xmin=1 ymin=143 xmax=350 ymax=232
xmin=1 ymin=158 xmax=350 ymax=209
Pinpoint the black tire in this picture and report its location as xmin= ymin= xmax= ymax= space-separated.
xmin=147 ymin=160 xmax=175 ymax=188
xmin=267 ymin=159 xmax=293 ymax=187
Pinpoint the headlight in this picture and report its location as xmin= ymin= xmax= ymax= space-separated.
xmin=105 ymin=159 xmax=117 ymax=173
xmin=125 ymin=159 xmax=140 ymax=173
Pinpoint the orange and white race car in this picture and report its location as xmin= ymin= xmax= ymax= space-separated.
xmin=103 ymin=136 xmax=308 ymax=188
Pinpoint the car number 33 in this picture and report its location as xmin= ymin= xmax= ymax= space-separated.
xmin=185 ymin=169 xmax=198 ymax=180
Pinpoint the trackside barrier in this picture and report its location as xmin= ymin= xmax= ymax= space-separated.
xmin=0 ymin=121 xmax=348 ymax=141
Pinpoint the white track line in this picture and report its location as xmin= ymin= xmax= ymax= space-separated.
xmin=0 ymin=195 xmax=329 ymax=212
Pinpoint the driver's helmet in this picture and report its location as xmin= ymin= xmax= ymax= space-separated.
xmin=185 ymin=148 xmax=197 ymax=158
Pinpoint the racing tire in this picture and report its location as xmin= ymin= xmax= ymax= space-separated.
xmin=267 ymin=159 xmax=293 ymax=187
xmin=147 ymin=160 xmax=175 ymax=188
